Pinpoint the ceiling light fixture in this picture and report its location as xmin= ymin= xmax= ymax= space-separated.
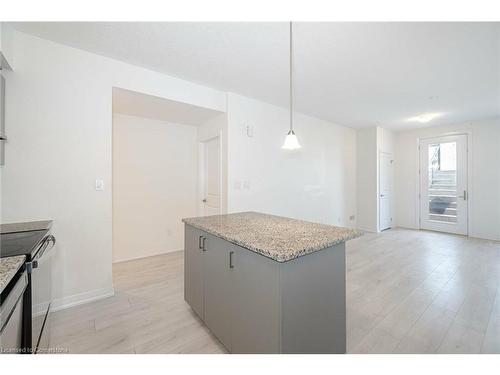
xmin=281 ymin=22 xmax=301 ymax=150
xmin=407 ymin=112 xmax=442 ymax=123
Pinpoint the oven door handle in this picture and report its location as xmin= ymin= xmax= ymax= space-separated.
xmin=38 ymin=235 xmax=56 ymax=259
xmin=25 ymin=260 xmax=38 ymax=273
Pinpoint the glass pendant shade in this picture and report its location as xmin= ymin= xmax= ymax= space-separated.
xmin=281 ymin=130 xmax=301 ymax=150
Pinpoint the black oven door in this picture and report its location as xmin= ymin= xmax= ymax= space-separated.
xmin=29 ymin=235 xmax=55 ymax=354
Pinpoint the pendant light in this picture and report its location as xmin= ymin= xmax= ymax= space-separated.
xmin=281 ymin=21 xmax=301 ymax=150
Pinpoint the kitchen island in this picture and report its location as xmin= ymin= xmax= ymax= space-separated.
xmin=182 ymin=212 xmax=361 ymax=354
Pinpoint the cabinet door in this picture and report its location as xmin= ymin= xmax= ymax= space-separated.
xmin=203 ymin=233 xmax=233 ymax=351
xmin=184 ymin=225 xmax=204 ymax=319
xmin=231 ymin=246 xmax=280 ymax=353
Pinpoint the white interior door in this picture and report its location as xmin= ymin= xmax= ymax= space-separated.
xmin=202 ymin=136 xmax=221 ymax=216
xmin=379 ymin=152 xmax=393 ymax=231
xmin=419 ymin=134 xmax=468 ymax=235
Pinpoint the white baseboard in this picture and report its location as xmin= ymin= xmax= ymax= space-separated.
xmin=51 ymin=286 xmax=115 ymax=312
xmin=469 ymin=232 xmax=500 ymax=242
xmin=356 ymin=226 xmax=377 ymax=233
xmin=112 ymin=248 xmax=183 ymax=264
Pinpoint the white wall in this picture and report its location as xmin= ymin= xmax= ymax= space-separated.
xmin=112 ymin=114 xmax=198 ymax=263
xmin=356 ymin=127 xmax=378 ymax=232
xmin=377 ymin=126 xmax=395 ymax=156
xmin=395 ymin=117 xmax=500 ymax=241
xmin=356 ymin=126 xmax=395 ymax=232
xmin=0 ymin=27 xmax=226 ymax=310
xmin=227 ymin=93 xmax=357 ymax=227
xmin=0 ymin=22 xmax=7 ymax=220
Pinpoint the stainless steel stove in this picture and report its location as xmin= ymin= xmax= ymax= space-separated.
xmin=1 ymin=226 xmax=56 ymax=354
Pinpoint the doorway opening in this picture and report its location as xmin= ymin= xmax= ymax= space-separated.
xmin=419 ymin=134 xmax=468 ymax=235
xmin=111 ymin=87 xmax=227 ymax=264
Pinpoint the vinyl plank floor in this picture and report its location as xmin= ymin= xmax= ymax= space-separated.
xmin=50 ymin=228 xmax=500 ymax=354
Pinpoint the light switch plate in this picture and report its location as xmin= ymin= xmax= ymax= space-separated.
xmin=245 ymin=124 xmax=254 ymax=137
xmin=95 ymin=179 xmax=104 ymax=191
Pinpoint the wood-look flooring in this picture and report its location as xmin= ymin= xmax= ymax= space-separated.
xmin=50 ymin=228 xmax=500 ymax=354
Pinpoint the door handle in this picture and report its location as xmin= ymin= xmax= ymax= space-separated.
xmin=198 ymin=236 xmax=203 ymax=250
xmin=202 ymin=199 xmax=207 ymax=203
xmin=458 ymin=190 xmax=467 ymax=200
xmin=229 ymin=251 xmax=234 ymax=269
xmin=201 ymin=237 xmax=207 ymax=252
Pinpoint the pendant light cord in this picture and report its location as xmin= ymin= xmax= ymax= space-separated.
xmin=289 ymin=21 xmax=293 ymax=133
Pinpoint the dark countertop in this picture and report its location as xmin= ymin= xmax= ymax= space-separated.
xmin=183 ymin=212 xmax=362 ymax=262
xmin=0 ymin=220 xmax=52 ymax=234
xmin=1 ymin=228 xmax=50 ymax=259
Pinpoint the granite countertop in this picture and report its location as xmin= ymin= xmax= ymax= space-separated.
xmin=0 ymin=255 xmax=25 ymax=294
xmin=0 ymin=220 xmax=53 ymax=234
xmin=182 ymin=212 xmax=362 ymax=262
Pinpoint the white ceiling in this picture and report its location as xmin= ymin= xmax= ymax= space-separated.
xmin=112 ymin=87 xmax=223 ymax=126
xmin=10 ymin=22 xmax=500 ymax=130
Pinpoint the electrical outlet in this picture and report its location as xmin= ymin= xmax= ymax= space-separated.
xmin=349 ymin=215 xmax=356 ymax=221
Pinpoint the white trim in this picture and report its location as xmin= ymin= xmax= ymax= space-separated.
xmin=415 ymin=138 xmax=421 ymax=229
xmin=357 ymin=226 xmax=378 ymax=233
xmin=112 ymin=248 xmax=183 ymax=264
xmin=50 ymin=286 xmax=115 ymax=313
xmin=378 ymin=151 xmax=394 ymax=232
xmin=197 ymin=141 xmax=205 ymax=216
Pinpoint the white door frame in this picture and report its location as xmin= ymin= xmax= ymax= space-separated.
xmin=378 ymin=151 xmax=394 ymax=232
xmin=198 ymin=131 xmax=223 ymax=216
xmin=417 ymin=132 xmax=472 ymax=235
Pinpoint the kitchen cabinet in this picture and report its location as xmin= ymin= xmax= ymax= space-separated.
xmin=183 ymin=225 xmax=204 ymax=319
xmin=202 ymin=233 xmax=233 ymax=349
xmin=184 ymin=226 xmax=280 ymax=353
xmin=230 ymin=243 xmax=280 ymax=353
xmin=184 ymin=222 xmax=346 ymax=354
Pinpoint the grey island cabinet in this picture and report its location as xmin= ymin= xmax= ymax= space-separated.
xmin=182 ymin=212 xmax=362 ymax=354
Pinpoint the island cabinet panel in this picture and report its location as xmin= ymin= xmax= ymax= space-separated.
xmin=184 ymin=223 xmax=347 ymax=354
xmin=184 ymin=225 xmax=205 ymax=319
xmin=280 ymin=243 xmax=346 ymax=354
xmin=202 ymin=233 xmax=234 ymax=350
xmin=230 ymin=245 xmax=281 ymax=354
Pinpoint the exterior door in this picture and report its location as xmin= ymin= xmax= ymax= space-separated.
xmin=419 ymin=134 xmax=468 ymax=235
xmin=202 ymin=136 xmax=221 ymax=216
xmin=379 ymin=152 xmax=393 ymax=231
